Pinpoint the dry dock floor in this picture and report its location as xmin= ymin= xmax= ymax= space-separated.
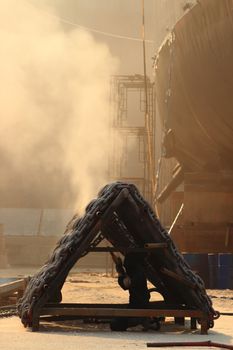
xmin=0 ymin=267 xmax=232 ymax=350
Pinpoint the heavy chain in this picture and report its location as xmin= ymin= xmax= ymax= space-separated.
xmin=17 ymin=182 xmax=218 ymax=328
xmin=127 ymin=184 xmax=218 ymax=324
xmin=17 ymin=182 xmax=125 ymax=326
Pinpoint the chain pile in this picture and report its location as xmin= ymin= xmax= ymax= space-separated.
xmin=0 ymin=305 xmax=17 ymax=318
xmin=17 ymin=182 xmax=219 ymax=328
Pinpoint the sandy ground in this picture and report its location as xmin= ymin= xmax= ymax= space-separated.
xmin=0 ymin=267 xmax=233 ymax=350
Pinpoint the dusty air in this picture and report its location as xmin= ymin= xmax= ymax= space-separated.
xmin=0 ymin=1 xmax=233 ymax=350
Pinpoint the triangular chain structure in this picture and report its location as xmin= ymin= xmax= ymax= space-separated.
xmin=17 ymin=182 xmax=218 ymax=328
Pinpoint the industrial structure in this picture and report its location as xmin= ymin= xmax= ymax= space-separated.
xmin=154 ymin=0 xmax=233 ymax=254
xmin=108 ymin=74 xmax=156 ymax=205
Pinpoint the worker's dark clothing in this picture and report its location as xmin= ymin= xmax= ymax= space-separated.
xmin=110 ymin=253 xmax=151 ymax=331
xmin=118 ymin=260 xmax=150 ymax=308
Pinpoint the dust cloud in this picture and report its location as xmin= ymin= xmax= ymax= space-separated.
xmin=0 ymin=0 xmax=118 ymax=211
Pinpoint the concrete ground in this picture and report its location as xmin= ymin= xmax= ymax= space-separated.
xmin=0 ymin=316 xmax=233 ymax=350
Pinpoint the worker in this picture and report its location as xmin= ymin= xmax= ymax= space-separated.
xmin=110 ymin=251 xmax=160 ymax=331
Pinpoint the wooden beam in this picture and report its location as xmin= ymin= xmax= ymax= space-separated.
xmin=0 ymin=279 xmax=26 ymax=298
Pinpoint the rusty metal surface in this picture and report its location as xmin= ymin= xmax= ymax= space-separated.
xmin=40 ymin=305 xmax=206 ymax=318
xmin=17 ymin=182 xmax=218 ymax=329
xmin=155 ymin=0 xmax=233 ymax=172
xmin=147 ymin=340 xmax=233 ymax=349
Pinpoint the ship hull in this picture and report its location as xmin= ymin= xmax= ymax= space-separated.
xmin=155 ymin=0 xmax=233 ymax=172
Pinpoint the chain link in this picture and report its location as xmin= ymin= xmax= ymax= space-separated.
xmin=0 ymin=306 xmax=17 ymax=319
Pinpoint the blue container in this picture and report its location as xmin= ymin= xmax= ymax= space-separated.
xmin=228 ymin=257 xmax=233 ymax=289
xmin=218 ymin=253 xmax=233 ymax=289
xmin=183 ymin=253 xmax=209 ymax=288
xmin=208 ymin=254 xmax=218 ymax=289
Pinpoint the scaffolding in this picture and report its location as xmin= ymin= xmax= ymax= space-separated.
xmin=109 ymin=74 xmax=156 ymax=205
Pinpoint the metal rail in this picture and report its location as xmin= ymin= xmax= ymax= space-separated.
xmin=88 ymin=244 xmax=167 ymax=252
xmin=147 ymin=341 xmax=233 ymax=349
xmin=38 ymin=303 xmax=208 ymax=334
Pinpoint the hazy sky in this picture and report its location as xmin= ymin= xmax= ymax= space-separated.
xmin=27 ymin=0 xmax=166 ymax=76
xmin=27 ymin=0 xmax=189 ymax=75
